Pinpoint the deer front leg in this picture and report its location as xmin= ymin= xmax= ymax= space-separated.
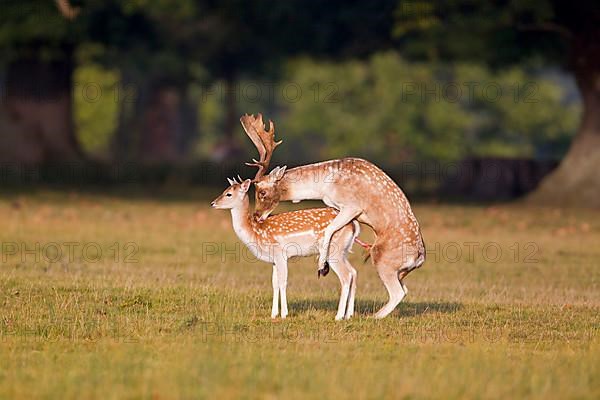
xmin=317 ymin=207 xmax=362 ymax=275
xmin=275 ymin=256 xmax=289 ymax=319
xmin=271 ymin=264 xmax=279 ymax=318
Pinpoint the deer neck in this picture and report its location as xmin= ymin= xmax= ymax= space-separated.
xmin=280 ymin=167 xmax=324 ymax=201
xmin=229 ymin=197 xmax=256 ymax=245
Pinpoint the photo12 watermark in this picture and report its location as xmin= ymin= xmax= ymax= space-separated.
xmin=199 ymin=81 xmax=340 ymax=104
xmin=400 ymin=81 xmax=539 ymax=104
xmin=200 ymin=240 xmax=539 ymax=265
xmin=0 ymin=241 xmax=139 ymax=265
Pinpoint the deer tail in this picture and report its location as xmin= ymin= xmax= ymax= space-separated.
xmin=348 ymin=220 xmax=361 ymax=253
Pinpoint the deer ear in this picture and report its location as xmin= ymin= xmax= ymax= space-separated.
xmin=269 ymin=165 xmax=287 ymax=181
xmin=240 ymin=179 xmax=252 ymax=193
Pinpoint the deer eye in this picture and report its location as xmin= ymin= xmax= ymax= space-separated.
xmin=226 ymin=193 xmax=232 ymax=197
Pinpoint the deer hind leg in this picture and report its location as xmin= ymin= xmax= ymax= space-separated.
xmin=318 ymin=206 xmax=362 ymax=275
xmin=373 ymin=263 xmax=406 ymax=319
xmin=327 ymin=229 xmax=354 ymax=320
xmin=344 ymin=261 xmax=357 ymax=319
xmin=326 ymin=257 xmax=352 ymax=321
xmin=396 ymin=248 xmax=425 ymax=296
xmin=398 ymin=269 xmax=409 ymax=296
xmin=343 ymin=223 xmax=358 ymax=319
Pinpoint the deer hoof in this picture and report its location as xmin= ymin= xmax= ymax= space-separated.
xmin=317 ymin=262 xmax=330 ymax=278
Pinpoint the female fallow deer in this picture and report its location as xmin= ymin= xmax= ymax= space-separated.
xmin=211 ymin=177 xmax=359 ymax=320
xmin=240 ymin=114 xmax=426 ymax=319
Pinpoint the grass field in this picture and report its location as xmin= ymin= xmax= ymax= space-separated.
xmin=0 ymin=189 xmax=599 ymax=399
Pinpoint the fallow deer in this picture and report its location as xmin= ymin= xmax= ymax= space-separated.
xmin=240 ymin=113 xmax=425 ymax=319
xmin=211 ymin=177 xmax=359 ymax=320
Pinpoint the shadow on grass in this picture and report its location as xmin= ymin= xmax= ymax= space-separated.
xmin=289 ymin=299 xmax=463 ymax=318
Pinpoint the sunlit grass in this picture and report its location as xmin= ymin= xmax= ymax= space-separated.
xmin=0 ymin=189 xmax=599 ymax=398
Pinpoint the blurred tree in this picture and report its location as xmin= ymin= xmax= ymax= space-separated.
xmin=177 ymin=0 xmax=399 ymax=158
xmin=0 ymin=0 xmax=399 ymax=163
xmin=0 ymin=0 xmax=82 ymax=163
xmin=73 ymin=63 xmax=119 ymax=156
xmin=393 ymin=0 xmax=600 ymax=206
xmin=79 ymin=0 xmax=200 ymax=162
xmin=280 ymin=53 xmax=576 ymax=164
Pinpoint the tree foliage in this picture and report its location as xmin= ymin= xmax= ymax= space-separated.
xmin=392 ymin=0 xmax=592 ymax=66
xmin=279 ymin=52 xmax=579 ymax=163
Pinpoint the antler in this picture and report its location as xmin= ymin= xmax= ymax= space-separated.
xmin=240 ymin=113 xmax=282 ymax=181
xmin=226 ymin=175 xmax=245 ymax=186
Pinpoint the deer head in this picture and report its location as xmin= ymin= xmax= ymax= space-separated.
xmin=253 ymin=166 xmax=287 ymax=222
xmin=211 ymin=177 xmax=252 ymax=209
xmin=240 ymin=113 xmax=287 ymax=221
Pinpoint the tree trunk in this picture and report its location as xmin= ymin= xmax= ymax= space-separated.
xmin=212 ymin=76 xmax=243 ymax=162
xmin=139 ymin=86 xmax=182 ymax=162
xmin=113 ymin=75 xmax=198 ymax=163
xmin=112 ymin=70 xmax=140 ymax=160
xmin=0 ymin=54 xmax=81 ymax=164
xmin=527 ymin=32 xmax=600 ymax=207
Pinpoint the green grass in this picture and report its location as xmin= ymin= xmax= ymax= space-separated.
xmin=0 ymin=189 xmax=599 ymax=399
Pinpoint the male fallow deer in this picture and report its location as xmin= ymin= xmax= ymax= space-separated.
xmin=240 ymin=114 xmax=425 ymax=319
xmin=211 ymin=177 xmax=359 ymax=320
